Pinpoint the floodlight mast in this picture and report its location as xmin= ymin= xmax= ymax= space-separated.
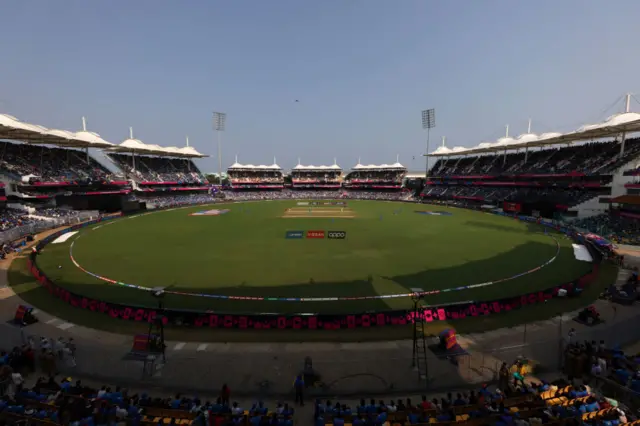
xmin=213 ymin=112 xmax=226 ymax=183
xmin=421 ymin=109 xmax=436 ymax=181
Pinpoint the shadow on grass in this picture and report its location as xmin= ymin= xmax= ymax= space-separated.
xmin=463 ymin=220 xmax=551 ymax=235
xmin=10 ymin=253 xmax=618 ymax=343
xmin=37 ymin=240 xmax=576 ymax=314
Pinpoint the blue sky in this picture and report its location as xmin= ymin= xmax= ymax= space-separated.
xmin=1 ymin=0 xmax=640 ymax=173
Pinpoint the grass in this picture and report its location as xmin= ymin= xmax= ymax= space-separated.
xmin=34 ymin=201 xmax=591 ymax=314
xmin=9 ymin=256 xmax=618 ymax=343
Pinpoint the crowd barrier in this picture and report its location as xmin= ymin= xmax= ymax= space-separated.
xmin=0 ymin=211 xmax=99 ymax=244
xmin=26 ymin=203 xmax=603 ymax=331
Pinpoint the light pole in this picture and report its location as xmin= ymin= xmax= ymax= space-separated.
xmin=213 ymin=112 xmax=226 ymax=183
xmin=421 ymin=109 xmax=436 ymax=181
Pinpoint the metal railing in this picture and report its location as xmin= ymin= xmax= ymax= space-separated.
xmin=592 ymin=375 xmax=640 ymax=412
xmin=0 ymin=211 xmax=98 ymax=244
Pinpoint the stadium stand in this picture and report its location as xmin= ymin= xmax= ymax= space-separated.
xmin=131 ymin=190 xmax=411 ymax=209
xmin=431 ymin=139 xmax=640 ymax=177
xmin=312 ymin=379 xmax=637 ymax=426
xmin=574 ymin=213 xmax=640 ymax=246
xmin=2 ymin=334 xmax=638 ymax=426
xmin=424 ymin=137 xmax=640 ymax=217
xmin=0 ymin=376 xmax=294 ymax=426
xmin=290 ymin=163 xmax=342 ymax=189
xmin=0 ymin=141 xmax=113 ymax=183
xmin=342 ymin=162 xmax=407 ymax=190
xmin=106 ymin=153 xmax=206 ymax=186
xmin=227 ymin=161 xmax=284 ymax=190
xmin=0 ymin=208 xmax=81 ymax=232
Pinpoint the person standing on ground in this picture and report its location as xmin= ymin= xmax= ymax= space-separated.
xmin=498 ymin=363 xmax=509 ymax=391
xmin=220 ymin=384 xmax=230 ymax=406
xmin=294 ymin=374 xmax=305 ymax=406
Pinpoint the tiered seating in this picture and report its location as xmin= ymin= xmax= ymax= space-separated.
xmin=132 ymin=190 xmax=410 ymax=207
xmin=574 ymin=214 xmax=640 ymax=245
xmin=344 ymin=168 xmax=407 ymax=189
xmin=290 ymin=166 xmax=342 ymax=189
xmin=0 ymin=208 xmax=82 ymax=232
xmin=230 ymin=174 xmax=282 ymax=184
xmin=0 ymin=377 xmax=295 ymax=426
xmin=0 ymin=141 xmax=112 ymax=183
xmin=426 ymin=138 xmax=640 ymax=209
xmin=598 ymin=346 xmax=640 ymax=393
xmin=432 ymin=139 xmax=640 ymax=177
xmin=227 ymin=168 xmax=284 ymax=189
xmin=316 ymin=381 xmax=634 ymax=426
xmin=0 ymin=209 xmax=37 ymax=231
xmin=132 ymin=194 xmax=217 ymax=208
xmin=107 ymin=153 xmax=205 ymax=184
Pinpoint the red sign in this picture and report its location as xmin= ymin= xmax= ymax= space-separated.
xmin=306 ymin=230 xmax=325 ymax=239
xmin=503 ymin=202 xmax=522 ymax=213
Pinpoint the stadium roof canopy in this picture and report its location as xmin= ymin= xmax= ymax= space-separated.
xmin=0 ymin=114 xmax=113 ymax=148
xmin=0 ymin=113 xmax=207 ymax=157
xmin=227 ymin=162 xmax=282 ymax=170
xmin=107 ymin=138 xmax=207 ymax=158
xmin=351 ymin=162 xmax=406 ymax=170
xmin=429 ymin=112 xmax=640 ymax=157
xmin=292 ymin=164 xmax=342 ymax=171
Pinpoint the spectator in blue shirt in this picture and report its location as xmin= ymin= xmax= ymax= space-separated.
xmin=293 ymin=375 xmax=305 ymax=407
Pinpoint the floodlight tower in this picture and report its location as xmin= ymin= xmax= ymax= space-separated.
xmin=213 ymin=112 xmax=226 ymax=181
xmin=421 ymin=109 xmax=436 ymax=180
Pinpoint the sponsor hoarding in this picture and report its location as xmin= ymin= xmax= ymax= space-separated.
xmin=503 ymin=202 xmax=522 ymax=213
xmin=285 ymin=230 xmax=304 ymax=239
xmin=190 ymin=209 xmax=230 ymax=216
xmin=327 ymin=231 xmax=347 ymax=240
xmin=306 ymin=230 xmax=325 ymax=239
xmin=296 ymin=202 xmax=309 ymax=206
xmin=308 ymin=201 xmax=347 ymax=206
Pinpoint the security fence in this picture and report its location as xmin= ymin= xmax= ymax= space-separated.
xmin=2 ymin=311 xmax=640 ymax=397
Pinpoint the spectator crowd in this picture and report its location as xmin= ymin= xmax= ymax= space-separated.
xmin=0 ymin=141 xmax=113 ymax=183
xmin=0 ymin=209 xmax=81 ymax=233
xmin=422 ymin=186 xmax=600 ymax=208
xmin=107 ymin=153 xmax=206 ymax=185
xmin=133 ymin=190 xmax=413 ymax=209
xmin=574 ymin=214 xmax=640 ymax=246
xmin=431 ymin=138 xmax=640 ymax=177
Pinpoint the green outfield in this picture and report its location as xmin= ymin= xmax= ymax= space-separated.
xmin=34 ymin=200 xmax=593 ymax=315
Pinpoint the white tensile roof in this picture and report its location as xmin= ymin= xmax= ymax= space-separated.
xmin=0 ymin=112 xmax=208 ymax=157
xmin=0 ymin=113 xmax=113 ymax=148
xmin=108 ymin=139 xmax=207 ymax=158
xmin=429 ymin=112 xmax=640 ymax=157
xmin=351 ymin=162 xmax=406 ymax=170
xmin=292 ymin=164 xmax=342 ymax=171
xmin=227 ymin=163 xmax=282 ymax=170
